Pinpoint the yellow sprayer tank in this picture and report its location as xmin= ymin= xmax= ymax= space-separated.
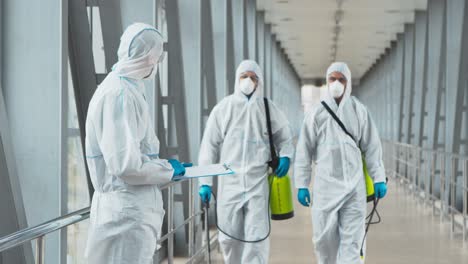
xmin=269 ymin=174 xmax=294 ymax=220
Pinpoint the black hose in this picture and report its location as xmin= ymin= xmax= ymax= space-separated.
xmin=210 ymin=184 xmax=272 ymax=243
xmin=360 ymin=198 xmax=380 ymax=258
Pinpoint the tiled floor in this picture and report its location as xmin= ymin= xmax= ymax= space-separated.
xmin=165 ymin=179 xmax=468 ymax=263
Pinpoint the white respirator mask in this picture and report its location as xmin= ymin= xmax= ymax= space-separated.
xmin=329 ymin=80 xmax=345 ymax=98
xmin=239 ymin=78 xmax=256 ymax=95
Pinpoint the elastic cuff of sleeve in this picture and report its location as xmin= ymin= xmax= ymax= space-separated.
xmin=199 ymin=181 xmax=213 ymax=187
xmin=373 ymin=171 xmax=386 ymax=184
xmin=279 ymin=151 xmax=294 ymax=159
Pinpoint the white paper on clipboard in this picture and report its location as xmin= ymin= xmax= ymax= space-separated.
xmin=173 ymin=163 xmax=235 ymax=180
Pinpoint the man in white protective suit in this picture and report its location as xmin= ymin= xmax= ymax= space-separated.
xmin=198 ymin=60 xmax=295 ymax=263
xmin=295 ymin=62 xmax=388 ymax=263
xmin=84 ymin=23 xmax=191 ymax=264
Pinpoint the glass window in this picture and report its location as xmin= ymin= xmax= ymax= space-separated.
xmin=66 ymin=62 xmax=90 ymax=264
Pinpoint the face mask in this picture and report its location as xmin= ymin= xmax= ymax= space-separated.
xmin=239 ymin=78 xmax=256 ymax=95
xmin=329 ymin=80 xmax=345 ymax=98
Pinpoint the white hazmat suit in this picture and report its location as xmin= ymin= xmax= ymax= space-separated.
xmin=199 ymin=60 xmax=295 ymax=263
xmin=294 ymin=62 xmax=386 ymax=263
xmin=85 ymin=23 xmax=173 ymax=264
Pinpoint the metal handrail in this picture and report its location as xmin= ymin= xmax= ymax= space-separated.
xmin=391 ymin=141 xmax=468 ymax=159
xmin=0 ymin=178 xmax=212 ymax=264
xmin=383 ymin=140 xmax=468 ymax=241
xmin=0 ymin=207 xmax=90 ymax=252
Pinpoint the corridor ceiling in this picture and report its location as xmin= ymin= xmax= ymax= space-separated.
xmin=257 ymin=0 xmax=428 ymax=79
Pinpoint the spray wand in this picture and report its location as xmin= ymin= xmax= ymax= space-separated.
xmin=203 ymin=198 xmax=212 ymax=264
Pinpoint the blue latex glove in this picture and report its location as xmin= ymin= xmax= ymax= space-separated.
xmin=297 ymin=188 xmax=311 ymax=207
xmin=168 ymin=159 xmax=192 ymax=177
xmin=374 ymin=182 xmax=387 ymax=199
xmin=275 ymin=157 xmax=290 ymax=177
xmin=199 ymin=185 xmax=212 ymax=203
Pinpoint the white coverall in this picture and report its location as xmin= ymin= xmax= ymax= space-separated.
xmin=294 ymin=62 xmax=386 ymax=263
xmin=199 ymin=60 xmax=295 ymax=263
xmin=84 ymin=23 xmax=173 ymax=264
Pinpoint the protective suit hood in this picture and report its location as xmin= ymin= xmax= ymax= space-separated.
xmin=234 ymin=60 xmax=264 ymax=99
xmin=113 ymin=23 xmax=164 ymax=80
xmin=325 ymin=62 xmax=352 ymax=103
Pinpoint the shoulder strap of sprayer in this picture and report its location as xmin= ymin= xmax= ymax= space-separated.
xmin=321 ymin=101 xmax=356 ymax=143
xmin=264 ymin=98 xmax=278 ymax=169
